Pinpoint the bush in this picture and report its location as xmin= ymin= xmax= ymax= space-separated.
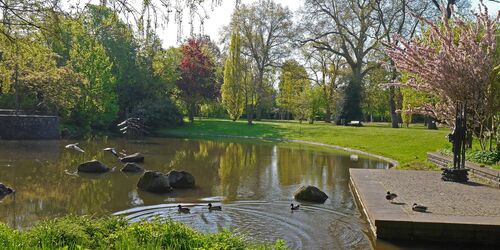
xmin=466 ymin=150 xmax=500 ymax=166
xmin=130 ymin=97 xmax=184 ymax=130
xmin=0 ymin=216 xmax=284 ymax=250
xmin=440 ymin=148 xmax=500 ymax=166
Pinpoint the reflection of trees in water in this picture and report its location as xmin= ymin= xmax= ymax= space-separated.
xmin=0 ymin=138 xmax=389 ymax=228
xmin=0 ymin=139 xmax=132 ymax=228
xmin=218 ymin=143 xmax=258 ymax=200
xmin=277 ymin=148 xmax=340 ymax=187
xmin=167 ymin=140 xmax=225 ymax=189
xmin=276 ymin=147 xmax=364 ymax=209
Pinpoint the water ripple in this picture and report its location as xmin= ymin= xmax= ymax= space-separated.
xmin=114 ymin=201 xmax=372 ymax=250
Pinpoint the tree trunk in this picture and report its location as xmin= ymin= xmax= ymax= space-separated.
xmin=188 ymin=102 xmax=195 ymax=123
xmin=245 ymin=92 xmax=253 ymax=125
xmin=427 ymin=117 xmax=437 ymax=130
xmin=255 ymin=69 xmax=265 ymax=121
xmin=339 ymin=68 xmax=363 ymax=123
xmin=247 ymin=104 xmax=253 ymax=125
xmin=389 ymin=86 xmax=400 ymax=128
xmin=325 ymin=104 xmax=332 ymax=123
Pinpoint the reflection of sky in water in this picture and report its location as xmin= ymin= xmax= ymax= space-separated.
xmin=0 ymin=137 xmax=388 ymax=249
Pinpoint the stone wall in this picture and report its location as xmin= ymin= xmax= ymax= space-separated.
xmin=428 ymin=152 xmax=500 ymax=187
xmin=0 ymin=114 xmax=59 ymax=140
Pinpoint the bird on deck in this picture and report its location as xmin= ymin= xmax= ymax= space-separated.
xmin=290 ymin=203 xmax=300 ymax=211
xmin=208 ymin=203 xmax=222 ymax=211
xmin=65 ymin=143 xmax=85 ymax=153
xmin=385 ymin=191 xmax=398 ymax=203
xmin=412 ymin=203 xmax=428 ymax=212
xmin=177 ymin=205 xmax=190 ymax=213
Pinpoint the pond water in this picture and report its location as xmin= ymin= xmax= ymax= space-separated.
xmin=0 ymin=137 xmax=389 ymax=249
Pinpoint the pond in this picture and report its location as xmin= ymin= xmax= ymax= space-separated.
xmin=0 ymin=137 xmax=389 ymax=249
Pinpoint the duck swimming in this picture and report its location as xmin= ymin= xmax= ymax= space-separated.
xmin=208 ymin=203 xmax=222 ymax=211
xmin=177 ymin=205 xmax=190 ymax=213
xmin=412 ymin=203 xmax=428 ymax=212
xmin=291 ymin=203 xmax=300 ymax=211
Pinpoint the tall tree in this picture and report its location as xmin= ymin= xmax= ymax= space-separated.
xmin=374 ymin=0 xmax=470 ymax=128
xmin=301 ymin=0 xmax=383 ymax=123
xmin=221 ymin=28 xmax=245 ymax=121
xmin=387 ymin=6 xmax=499 ymax=150
xmin=69 ymin=21 xmax=118 ymax=130
xmin=176 ymin=38 xmax=216 ymax=123
xmin=278 ymin=60 xmax=310 ymax=120
xmin=302 ymin=46 xmax=343 ymax=123
xmin=232 ymin=0 xmax=294 ymax=123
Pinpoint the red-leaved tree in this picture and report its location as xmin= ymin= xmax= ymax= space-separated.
xmin=387 ymin=5 xmax=499 ymax=150
xmin=176 ymin=38 xmax=216 ymax=123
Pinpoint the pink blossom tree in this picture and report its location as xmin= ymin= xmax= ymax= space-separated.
xmin=387 ymin=4 xmax=499 ymax=151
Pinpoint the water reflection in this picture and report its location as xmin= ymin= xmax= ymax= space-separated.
xmin=0 ymin=137 xmax=388 ymax=248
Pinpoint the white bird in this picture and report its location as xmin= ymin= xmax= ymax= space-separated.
xmin=350 ymin=154 xmax=359 ymax=161
xmin=386 ymin=191 xmax=398 ymax=202
xmin=412 ymin=203 xmax=428 ymax=212
xmin=103 ymin=147 xmax=118 ymax=157
xmin=290 ymin=203 xmax=300 ymax=211
xmin=65 ymin=143 xmax=85 ymax=153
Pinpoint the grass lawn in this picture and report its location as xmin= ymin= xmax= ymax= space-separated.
xmin=158 ymin=119 xmax=451 ymax=170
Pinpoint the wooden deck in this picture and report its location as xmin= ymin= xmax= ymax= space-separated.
xmin=349 ymin=169 xmax=500 ymax=245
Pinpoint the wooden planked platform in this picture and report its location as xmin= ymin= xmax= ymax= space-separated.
xmin=349 ymin=169 xmax=500 ymax=245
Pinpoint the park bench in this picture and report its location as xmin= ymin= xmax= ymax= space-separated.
xmin=347 ymin=120 xmax=362 ymax=127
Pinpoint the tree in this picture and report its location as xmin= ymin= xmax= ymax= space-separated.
xmin=302 ymin=46 xmax=343 ymax=123
xmin=0 ymin=32 xmax=83 ymax=115
xmin=221 ymin=28 xmax=245 ymax=121
xmin=301 ymin=0 xmax=383 ymax=123
xmin=374 ymin=0 xmax=471 ymax=128
xmin=176 ymin=38 xmax=216 ymax=123
xmin=69 ymin=21 xmax=118 ymax=130
xmin=232 ymin=0 xmax=294 ymax=123
xmin=278 ymin=60 xmax=310 ymax=120
xmin=362 ymin=63 xmax=391 ymax=122
xmin=387 ymin=6 xmax=499 ymax=150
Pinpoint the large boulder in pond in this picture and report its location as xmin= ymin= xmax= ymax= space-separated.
xmin=78 ymin=160 xmax=110 ymax=173
xmin=121 ymin=163 xmax=144 ymax=173
xmin=294 ymin=185 xmax=328 ymax=203
xmin=167 ymin=170 xmax=195 ymax=188
xmin=137 ymin=171 xmax=172 ymax=193
xmin=0 ymin=183 xmax=14 ymax=197
xmin=121 ymin=153 xmax=144 ymax=163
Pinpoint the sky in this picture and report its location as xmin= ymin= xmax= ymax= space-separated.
xmin=159 ymin=0 xmax=500 ymax=48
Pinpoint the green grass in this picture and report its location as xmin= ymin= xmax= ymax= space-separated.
xmin=0 ymin=216 xmax=285 ymax=250
xmin=158 ymin=119 xmax=451 ymax=170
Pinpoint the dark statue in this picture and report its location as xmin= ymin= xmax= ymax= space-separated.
xmin=442 ymin=103 xmax=469 ymax=182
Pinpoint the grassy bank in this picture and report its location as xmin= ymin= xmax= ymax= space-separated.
xmin=158 ymin=119 xmax=450 ymax=170
xmin=0 ymin=216 xmax=284 ymax=250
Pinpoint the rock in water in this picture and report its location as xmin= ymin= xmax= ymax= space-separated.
xmin=121 ymin=163 xmax=144 ymax=173
xmin=77 ymin=160 xmax=110 ymax=173
xmin=293 ymin=185 xmax=328 ymax=203
xmin=167 ymin=170 xmax=195 ymax=188
xmin=121 ymin=153 xmax=144 ymax=163
xmin=0 ymin=183 xmax=14 ymax=197
xmin=137 ymin=171 xmax=172 ymax=193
